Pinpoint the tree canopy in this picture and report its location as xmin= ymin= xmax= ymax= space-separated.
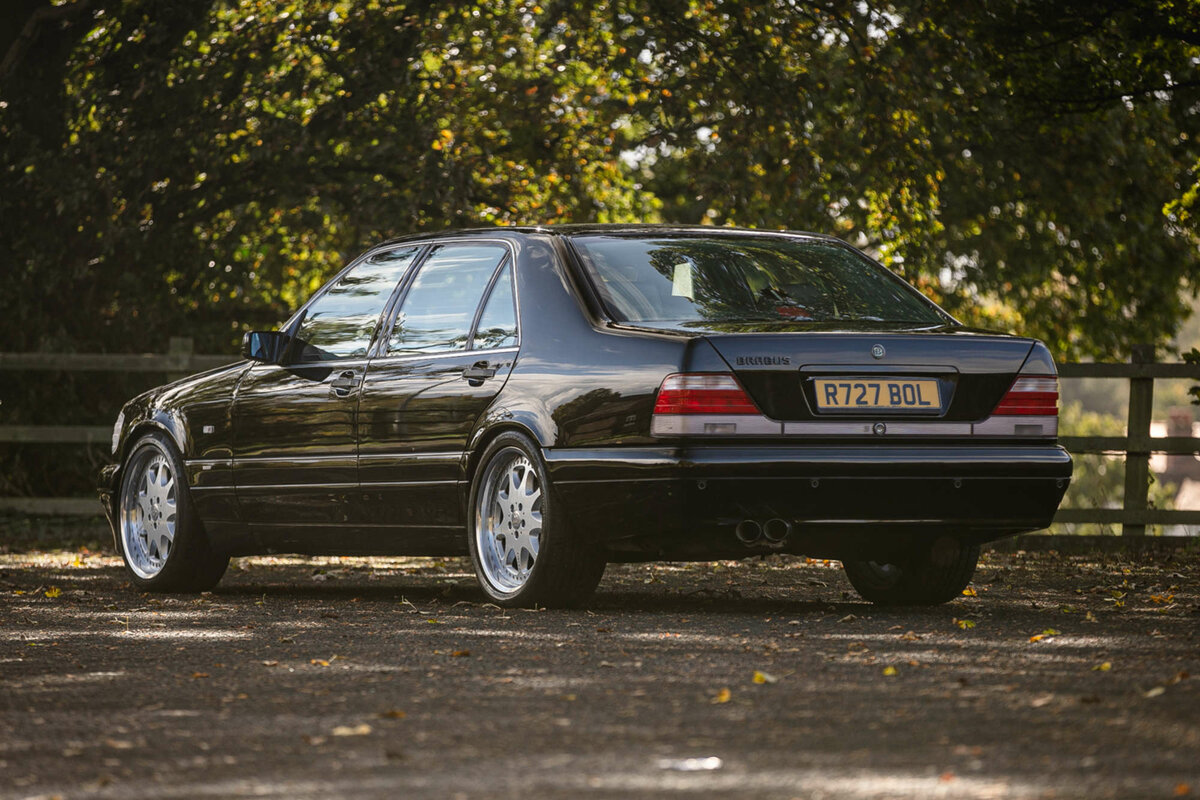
xmin=3 ymin=0 xmax=1198 ymax=358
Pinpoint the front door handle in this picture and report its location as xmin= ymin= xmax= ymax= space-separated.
xmin=463 ymin=361 xmax=497 ymax=386
xmin=330 ymin=370 xmax=360 ymax=397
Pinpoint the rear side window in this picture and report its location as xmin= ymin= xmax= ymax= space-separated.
xmin=570 ymin=235 xmax=947 ymax=328
xmin=473 ymin=263 xmax=517 ymax=350
xmin=389 ymin=244 xmax=508 ymax=354
xmin=291 ymin=246 xmax=419 ymax=362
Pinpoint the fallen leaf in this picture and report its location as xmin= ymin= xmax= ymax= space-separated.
xmin=261 ymin=660 xmax=279 ymax=667
xmin=712 ymin=688 xmax=732 ymax=704
xmin=882 ymin=666 xmax=898 ymax=676
xmin=1029 ymin=628 xmax=1061 ymax=642
xmin=1174 ymin=783 xmax=1190 ymax=796
xmin=1144 ymin=686 xmax=1166 ymax=699
xmin=658 ymin=756 xmax=723 ymax=772
xmin=961 ymin=587 xmax=977 ymax=597
xmin=1167 ymin=671 xmax=1190 ymax=685
xmin=752 ymin=670 xmax=778 ymax=685
xmin=900 ymin=630 xmax=921 ymax=641
xmin=332 ymin=724 xmax=372 ymax=736
xmin=380 ymin=709 xmax=407 ymax=719
xmin=191 ymin=672 xmax=209 ymax=679
xmin=1092 ymin=662 xmax=1112 ymax=671
xmin=451 ymin=650 xmax=471 ymax=658
xmin=1030 ymin=694 xmax=1054 ymax=708
xmin=310 ymin=659 xmax=330 ymax=667
xmin=954 ymin=618 xmax=976 ymax=630
xmin=44 ymin=587 xmax=62 ymax=598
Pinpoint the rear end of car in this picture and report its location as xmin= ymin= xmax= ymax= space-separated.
xmin=560 ymin=229 xmax=1072 ymax=565
xmin=645 ymin=332 xmax=1071 ymax=562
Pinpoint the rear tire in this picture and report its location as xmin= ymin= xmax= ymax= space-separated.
xmin=468 ymin=432 xmax=605 ymax=608
xmin=117 ymin=432 xmax=229 ymax=592
xmin=842 ymin=537 xmax=979 ymax=606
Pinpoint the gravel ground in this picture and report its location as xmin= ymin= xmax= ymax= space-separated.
xmin=1 ymin=545 xmax=1197 ymax=800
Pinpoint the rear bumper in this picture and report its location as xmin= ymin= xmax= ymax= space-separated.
xmin=545 ymin=443 xmax=1072 ymax=560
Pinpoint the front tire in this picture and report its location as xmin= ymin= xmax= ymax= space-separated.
xmin=842 ymin=537 xmax=979 ymax=606
xmin=468 ymin=432 xmax=605 ymax=608
xmin=117 ymin=432 xmax=229 ymax=592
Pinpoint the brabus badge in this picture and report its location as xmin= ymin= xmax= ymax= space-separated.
xmin=871 ymin=344 xmax=886 ymax=359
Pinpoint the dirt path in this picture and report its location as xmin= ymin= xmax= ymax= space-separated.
xmin=2 ymin=548 xmax=1197 ymax=799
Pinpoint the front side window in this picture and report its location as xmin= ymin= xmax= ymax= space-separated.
xmin=570 ymin=235 xmax=948 ymax=328
xmin=389 ymin=244 xmax=508 ymax=354
xmin=291 ymin=247 xmax=419 ymax=362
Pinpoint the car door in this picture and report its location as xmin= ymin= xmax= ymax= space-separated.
xmin=355 ymin=242 xmax=518 ymax=544
xmin=232 ymin=245 xmax=422 ymax=537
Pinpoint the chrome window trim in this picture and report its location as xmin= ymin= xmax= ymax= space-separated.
xmin=365 ymin=345 xmax=519 ymax=366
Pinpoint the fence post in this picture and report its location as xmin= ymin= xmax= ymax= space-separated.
xmin=1122 ymin=344 xmax=1155 ymax=536
xmin=167 ymin=337 xmax=194 ymax=382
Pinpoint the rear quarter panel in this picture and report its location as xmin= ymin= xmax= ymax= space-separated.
xmin=483 ymin=235 xmax=688 ymax=450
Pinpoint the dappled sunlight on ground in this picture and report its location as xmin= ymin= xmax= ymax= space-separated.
xmin=1 ymin=548 xmax=1196 ymax=799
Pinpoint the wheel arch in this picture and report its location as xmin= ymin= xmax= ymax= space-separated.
xmin=110 ymin=415 xmax=190 ymax=502
xmin=463 ymin=419 xmax=548 ymax=489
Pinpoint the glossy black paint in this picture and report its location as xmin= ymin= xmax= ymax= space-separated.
xmin=100 ymin=225 xmax=1072 ymax=563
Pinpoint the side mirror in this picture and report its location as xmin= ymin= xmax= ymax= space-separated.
xmin=241 ymin=331 xmax=290 ymax=364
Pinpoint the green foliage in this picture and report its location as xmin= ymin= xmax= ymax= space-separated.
xmin=2 ymin=0 xmax=1198 ymax=358
xmin=1184 ymin=347 xmax=1200 ymax=406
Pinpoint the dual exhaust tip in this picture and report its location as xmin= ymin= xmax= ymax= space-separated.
xmin=735 ymin=518 xmax=792 ymax=546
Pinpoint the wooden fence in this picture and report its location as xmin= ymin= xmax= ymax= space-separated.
xmin=3 ymin=339 xmax=1200 ymax=535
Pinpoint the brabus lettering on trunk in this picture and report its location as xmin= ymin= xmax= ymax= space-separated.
xmin=735 ymin=356 xmax=791 ymax=366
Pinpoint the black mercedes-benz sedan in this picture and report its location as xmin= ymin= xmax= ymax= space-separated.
xmin=99 ymin=225 xmax=1071 ymax=607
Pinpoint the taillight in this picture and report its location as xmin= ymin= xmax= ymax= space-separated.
xmin=993 ymin=376 xmax=1059 ymax=416
xmin=653 ymin=373 xmax=761 ymax=415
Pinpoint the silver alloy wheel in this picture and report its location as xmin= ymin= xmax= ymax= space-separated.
xmin=119 ymin=446 xmax=177 ymax=579
xmin=475 ymin=448 xmax=543 ymax=594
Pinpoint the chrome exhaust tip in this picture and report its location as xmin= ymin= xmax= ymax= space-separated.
xmin=735 ymin=519 xmax=762 ymax=545
xmin=763 ymin=518 xmax=791 ymax=544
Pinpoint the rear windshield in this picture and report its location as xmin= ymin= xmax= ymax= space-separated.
xmin=570 ymin=234 xmax=948 ymax=327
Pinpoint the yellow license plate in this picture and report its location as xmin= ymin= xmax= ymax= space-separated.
xmin=813 ymin=378 xmax=940 ymax=411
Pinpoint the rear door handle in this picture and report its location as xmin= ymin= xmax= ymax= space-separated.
xmin=330 ymin=369 xmax=360 ymax=397
xmin=463 ymin=361 xmax=497 ymax=386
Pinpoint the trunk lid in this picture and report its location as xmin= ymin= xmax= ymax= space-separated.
xmin=702 ymin=330 xmax=1036 ymax=422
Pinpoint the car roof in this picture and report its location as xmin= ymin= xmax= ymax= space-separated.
xmin=373 ymin=224 xmax=844 ymax=249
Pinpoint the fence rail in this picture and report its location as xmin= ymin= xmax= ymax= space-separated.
xmin=3 ymin=340 xmax=1200 ymax=535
